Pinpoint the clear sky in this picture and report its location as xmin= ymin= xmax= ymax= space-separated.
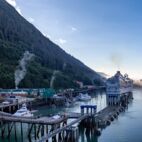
xmin=6 ymin=0 xmax=142 ymax=79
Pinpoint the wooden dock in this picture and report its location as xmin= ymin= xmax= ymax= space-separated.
xmin=37 ymin=105 xmax=125 ymax=142
xmin=0 ymin=115 xmax=67 ymax=125
xmin=0 ymin=92 xmax=132 ymax=142
xmin=0 ymin=98 xmax=33 ymax=113
xmin=38 ymin=114 xmax=89 ymax=142
xmin=0 ymin=113 xmax=68 ymax=141
xmin=0 ymin=106 xmax=127 ymax=142
xmin=0 ymin=105 xmax=126 ymax=142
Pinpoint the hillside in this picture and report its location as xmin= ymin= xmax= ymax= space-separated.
xmin=97 ymin=72 xmax=110 ymax=78
xmin=0 ymin=0 xmax=104 ymax=89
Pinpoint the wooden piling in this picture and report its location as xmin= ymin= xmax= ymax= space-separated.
xmin=21 ymin=122 xmax=23 ymax=142
xmin=37 ymin=124 xmax=41 ymax=138
xmin=1 ymin=122 xmax=5 ymax=138
xmin=7 ymin=122 xmax=14 ymax=138
xmin=28 ymin=123 xmax=34 ymax=138
xmin=14 ymin=122 xmax=17 ymax=142
xmin=34 ymin=124 xmax=37 ymax=140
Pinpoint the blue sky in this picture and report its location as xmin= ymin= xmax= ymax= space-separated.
xmin=6 ymin=0 xmax=142 ymax=79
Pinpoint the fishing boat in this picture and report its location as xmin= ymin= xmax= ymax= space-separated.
xmin=76 ymin=93 xmax=91 ymax=101
xmin=13 ymin=103 xmax=33 ymax=117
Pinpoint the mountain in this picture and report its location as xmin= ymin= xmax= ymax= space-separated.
xmin=0 ymin=0 xmax=104 ymax=89
xmin=97 ymin=72 xmax=109 ymax=78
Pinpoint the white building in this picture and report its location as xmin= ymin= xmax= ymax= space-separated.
xmin=106 ymin=71 xmax=133 ymax=105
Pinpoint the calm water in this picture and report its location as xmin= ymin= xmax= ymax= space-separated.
xmin=1 ymin=89 xmax=142 ymax=142
xmin=98 ymin=89 xmax=142 ymax=142
xmin=35 ymin=90 xmax=106 ymax=116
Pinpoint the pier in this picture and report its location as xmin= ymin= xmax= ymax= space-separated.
xmin=0 ymin=88 xmax=133 ymax=142
xmin=0 ymin=99 xmax=33 ymax=113
xmin=0 ymin=106 xmax=96 ymax=142
xmin=0 ymin=113 xmax=68 ymax=141
xmin=0 ymin=103 xmax=131 ymax=142
xmin=37 ymin=104 xmax=129 ymax=142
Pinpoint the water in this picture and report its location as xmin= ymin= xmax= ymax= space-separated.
xmin=35 ymin=90 xmax=106 ymax=116
xmin=1 ymin=89 xmax=142 ymax=142
xmin=98 ymin=89 xmax=142 ymax=142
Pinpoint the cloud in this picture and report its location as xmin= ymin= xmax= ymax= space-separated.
xmin=46 ymin=34 xmax=51 ymax=39
xmin=55 ymin=38 xmax=67 ymax=45
xmin=28 ymin=17 xmax=35 ymax=23
xmin=6 ymin=0 xmax=22 ymax=15
xmin=6 ymin=0 xmax=16 ymax=7
xmin=42 ymin=32 xmax=51 ymax=39
xmin=71 ymin=27 xmax=77 ymax=32
xmin=16 ymin=6 xmax=22 ymax=15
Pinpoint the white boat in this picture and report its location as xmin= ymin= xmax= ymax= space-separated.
xmin=13 ymin=103 xmax=33 ymax=117
xmin=52 ymin=115 xmax=60 ymax=119
xmin=106 ymin=71 xmax=133 ymax=105
xmin=2 ymin=101 xmax=10 ymax=105
xmin=76 ymin=93 xmax=91 ymax=101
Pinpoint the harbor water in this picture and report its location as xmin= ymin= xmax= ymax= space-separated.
xmin=1 ymin=89 xmax=142 ymax=142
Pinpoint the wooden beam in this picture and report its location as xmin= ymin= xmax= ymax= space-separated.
xmin=21 ymin=122 xmax=23 ymax=142
xmin=28 ymin=123 xmax=34 ymax=138
xmin=34 ymin=124 xmax=37 ymax=140
xmin=1 ymin=122 xmax=6 ymax=138
xmin=37 ymin=124 xmax=41 ymax=138
xmin=7 ymin=122 xmax=14 ymax=138
xmin=14 ymin=122 xmax=17 ymax=142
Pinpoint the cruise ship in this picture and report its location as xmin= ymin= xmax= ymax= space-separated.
xmin=106 ymin=71 xmax=133 ymax=105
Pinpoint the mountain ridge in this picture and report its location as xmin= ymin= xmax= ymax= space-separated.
xmin=0 ymin=0 xmax=104 ymax=89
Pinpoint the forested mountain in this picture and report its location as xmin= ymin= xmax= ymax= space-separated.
xmin=0 ymin=0 xmax=104 ymax=89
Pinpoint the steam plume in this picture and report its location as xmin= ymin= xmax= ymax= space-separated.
xmin=15 ymin=51 xmax=34 ymax=89
xmin=50 ymin=70 xmax=59 ymax=88
xmin=110 ymin=53 xmax=122 ymax=70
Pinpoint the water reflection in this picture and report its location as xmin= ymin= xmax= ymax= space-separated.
xmin=79 ymin=126 xmax=98 ymax=142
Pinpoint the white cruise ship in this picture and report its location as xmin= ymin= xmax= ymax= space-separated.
xmin=106 ymin=71 xmax=133 ymax=105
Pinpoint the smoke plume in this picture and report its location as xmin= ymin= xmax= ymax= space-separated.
xmin=110 ymin=53 xmax=122 ymax=70
xmin=15 ymin=51 xmax=34 ymax=89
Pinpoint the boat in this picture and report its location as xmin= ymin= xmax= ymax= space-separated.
xmin=2 ymin=101 xmax=10 ymax=105
xmin=13 ymin=103 xmax=33 ymax=117
xmin=106 ymin=71 xmax=133 ymax=105
xmin=76 ymin=93 xmax=91 ymax=101
xmin=52 ymin=115 xmax=60 ymax=119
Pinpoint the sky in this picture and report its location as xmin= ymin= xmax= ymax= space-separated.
xmin=5 ymin=0 xmax=142 ymax=79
